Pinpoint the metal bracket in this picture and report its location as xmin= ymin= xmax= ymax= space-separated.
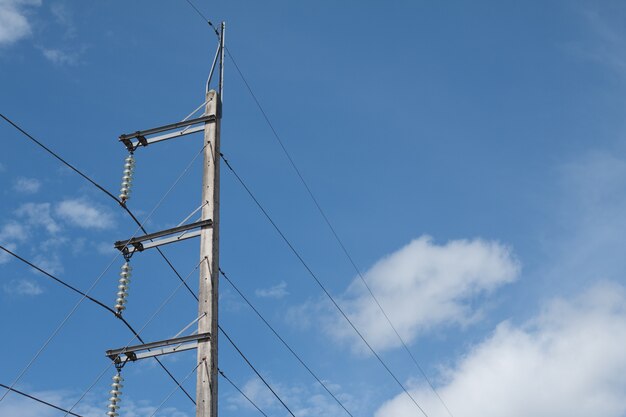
xmin=114 ymin=219 xmax=212 ymax=255
xmin=106 ymin=332 xmax=210 ymax=363
xmin=119 ymin=114 xmax=216 ymax=152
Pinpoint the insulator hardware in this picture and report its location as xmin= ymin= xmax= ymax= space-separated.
xmin=114 ymin=262 xmax=132 ymax=314
xmin=106 ymin=371 xmax=124 ymax=416
xmin=119 ymin=154 xmax=136 ymax=204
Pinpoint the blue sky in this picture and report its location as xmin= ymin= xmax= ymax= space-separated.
xmin=2 ymin=1 xmax=626 ymax=416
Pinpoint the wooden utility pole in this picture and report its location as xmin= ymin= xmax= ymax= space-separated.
xmin=197 ymin=22 xmax=224 ymax=417
xmin=105 ymin=22 xmax=225 ymax=417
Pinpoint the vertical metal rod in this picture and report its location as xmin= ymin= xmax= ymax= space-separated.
xmin=218 ymin=22 xmax=225 ymax=104
xmin=196 ymin=88 xmax=220 ymax=417
xmin=206 ymin=42 xmax=221 ymax=94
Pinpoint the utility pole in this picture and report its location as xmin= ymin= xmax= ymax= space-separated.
xmin=197 ymin=22 xmax=224 ymax=417
xmin=104 ymin=22 xmax=225 ymax=417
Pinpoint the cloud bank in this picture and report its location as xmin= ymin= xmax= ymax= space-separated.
xmin=376 ymin=282 xmax=626 ymax=417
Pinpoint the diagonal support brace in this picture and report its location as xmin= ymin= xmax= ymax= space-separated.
xmin=114 ymin=219 xmax=212 ymax=255
xmin=106 ymin=332 xmax=210 ymax=363
xmin=119 ymin=115 xmax=217 ymax=152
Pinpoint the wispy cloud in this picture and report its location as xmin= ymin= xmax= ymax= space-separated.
xmin=14 ymin=177 xmax=41 ymax=194
xmin=298 ymin=236 xmax=520 ymax=353
xmin=376 ymin=282 xmax=626 ymax=417
xmin=50 ymin=1 xmax=76 ymax=38
xmin=3 ymin=278 xmax=43 ymax=295
xmin=16 ymin=202 xmax=61 ymax=234
xmin=0 ymin=221 xmax=28 ymax=243
xmin=256 ymin=281 xmax=289 ymax=299
xmin=41 ymin=47 xmax=80 ymax=66
xmin=0 ymin=0 xmax=41 ymax=46
xmin=55 ymin=198 xmax=115 ymax=229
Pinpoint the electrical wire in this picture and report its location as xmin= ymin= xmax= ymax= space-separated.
xmin=0 ymin=142 xmax=206 ymax=404
xmin=181 ymin=0 xmax=220 ymax=37
xmin=219 ymin=326 xmax=297 ymax=417
xmin=63 ymin=258 xmax=203 ymax=416
xmin=0 ymin=246 xmax=119 ymax=403
xmin=219 ymin=267 xmax=355 ymax=417
xmin=0 ymin=110 xmax=201 ymax=300
xmin=0 ymin=383 xmax=84 ymax=417
xmin=0 ymin=113 xmax=118 ymax=202
xmin=0 ymin=244 xmax=196 ymax=406
xmin=149 ymin=361 xmax=201 ymax=417
xmin=221 ymin=153 xmax=430 ymax=417
xmin=225 ymin=49 xmax=456 ymax=417
xmin=218 ymin=369 xmax=269 ymax=417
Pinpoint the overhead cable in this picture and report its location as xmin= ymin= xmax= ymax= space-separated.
xmin=0 ymin=383 xmax=84 ymax=417
xmin=225 ymin=48 xmax=456 ymax=417
xmin=221 ymin=153 xmax=430 ymax=417
xmin=220 ymin=267 xmax=355 ymax=417
xmin=220 ymin=326 xmax=297 ymax=417
xmin=0 ymin=244 xmax=196 ymax=405
xmin=218 ymin=369 xmax=269 ymax=417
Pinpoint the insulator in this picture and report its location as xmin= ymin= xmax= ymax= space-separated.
xmin=106 ymin=371 xmax=123 ymax=417
xmin=119 ymin=153 xmax=136 ymax=203
xmin=114 ymin=262 xmax=132 ymax=314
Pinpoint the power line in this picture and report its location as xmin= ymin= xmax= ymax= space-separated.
xmin=225 ymin=49 xmax=455 ymax=417
xmin=181 ymin=0 xmax=220 ymax=37
xmin=148 ymin=361 xmax=201 ymax=417
xmin=0 ymin=113 xmax=118 ymax=202
xmin=218 ymin=369 xmax=269 ymax=417
xmin=1 ymin=111 xmax=200 ymax=300
xmin=219 ymin=267 xmax=355 ymax=417
xmin=221 ymin=153 xmax=430 ymax=417
xmin=0 ymin=243 xmax=196 ymax=405
xmin=0 ymin=383 xmax=84 ymax=417
xmin=0 ymin=142 xmax=205 ymax=404
xmin=0 ymin=112 xmax=206 ymax=404
xmin=219 ymin=326 xmax=297 ymax=417
xmin=63 ymin=258 xmax=203 ymax=415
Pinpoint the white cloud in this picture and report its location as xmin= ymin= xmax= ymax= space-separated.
xmin=256 ymin=281 xmax=289 ymax=299
xmin=42 ymin=47 xmax=79 ymax=65
xmin=0 ymin=0 xmax=41 ymax=46
xmin=14 ymin=177 xmax=41 ymax=194
xmin=55 ymin=198 xmax=115 ymax=229
xmin=4 ymin=278 xmax=43 ymax=295
xmin=0 ymin=221 xmax=28 ymax=242
xmin=16 ymin=202 xmax=61 ymax=234
xmin=375 ymin=282 xmax=626 ymax=417
xmin=318 ymin=236 xmax=519 ymax=353
xmin=0 ymin=162 xmax=6 ymax=171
